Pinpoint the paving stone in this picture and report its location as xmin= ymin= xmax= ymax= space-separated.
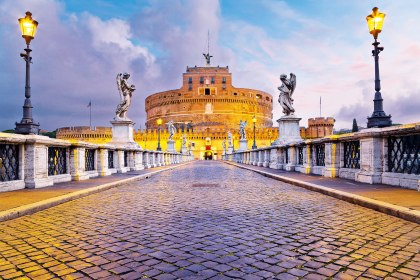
xmin=0 ymin=162 xmax=418 ymax=279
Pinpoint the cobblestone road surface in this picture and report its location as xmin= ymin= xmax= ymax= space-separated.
xmin=0 ymin=162 xmax=419 ymax=280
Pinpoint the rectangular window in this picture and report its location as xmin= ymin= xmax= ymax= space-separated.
xmin=188 ymin=77 xmax=192 ymax=84
xmin=211 ymin=77 xmax=215 ymax=84
xmin=200 ymin=77 xmax=204 ymax=84
xmin=205 ymin=88 xmax=210 ymax=95
xmin=188 ymin=85 xmax=192 ymax=91
xmin=222 ymin=77 xmax=226 ymax=84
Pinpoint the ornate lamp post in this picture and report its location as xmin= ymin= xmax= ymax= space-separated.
xmin=366 ymin=7 xmax=392 ymax=128
xmin=15 ymin=11 xmax=40 ymax=134
xmin=232 ymin=135 xmax=235 ymax=152
xmin=157 ymin=118 xmax=162 ymax=151
xmin=252 ymin=115 xmax=257 ymax=149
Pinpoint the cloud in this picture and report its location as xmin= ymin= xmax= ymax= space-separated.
xmin=0 ymin=0 xmax=419 ymax=132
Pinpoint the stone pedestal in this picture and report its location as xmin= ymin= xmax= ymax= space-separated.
xmin=167 ymin=140 xmax=175 ymax=152
xmin=273 ymin=115 xmax=302 ymax=145
xmin=109 ymin=120 xmax=141 ymax=149
xmin=238 ymin=139 xmax=248 ymax=151
xmin=181 ymin=146 xmax=187 ymax=154
xmin=227 ymin=146 xmax=234 ymax=154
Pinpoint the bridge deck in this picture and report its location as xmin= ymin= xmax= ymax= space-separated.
xmin=0 ymin=161 xmax=419 ymax=279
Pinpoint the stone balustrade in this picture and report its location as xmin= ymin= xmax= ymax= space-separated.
xmin=0 ymin=133 xmax=193 ymax=193
xmin=224 ymin=123 xmax=420 ymax=190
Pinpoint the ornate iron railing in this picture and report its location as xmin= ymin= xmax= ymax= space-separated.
xmin=48 ymin=147 xmax=67 ymax=176
xmin=0 ymin=144 xmax=19 ymax=182
xmin=298 ymin=147 xmax=304 ymax=165
xmin=124 ymin=151 xmax=128 ymax=167
xmin=343 ymin=141 xmax=360 ymax=169
xmin=85 ymin=149 xmax=95 ymax=171
xmin=388 ymin=134 xmax=420 ymax=175
xmin=108 ymin=151 xmax=114 ymax=169
xmin=315 ymin=144 xmax=325 ymax=166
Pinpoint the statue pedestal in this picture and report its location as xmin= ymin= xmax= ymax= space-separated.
xmin=227 ymin=146 xmax=234 ymax=154
xmin=109 ymin=120 xmax=141 ymax=149
xmin=167 ymin=140 xmax=176 ymax=152
xmin=272 ymin=115 xmax=302 ymax=145
xmin=181 ymin=146 xmax=187 ymax=154
xmin=238 ymin=139 xmax=248 ymax=151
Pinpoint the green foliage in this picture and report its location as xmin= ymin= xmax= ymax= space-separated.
xmin=40 ymin=130 xmax=57 ymax=138
xmin=352 ymin=118 xmax=359 ymax=132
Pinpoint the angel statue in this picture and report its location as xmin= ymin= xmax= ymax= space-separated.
xmin=203 ymin=52 xmax=213 ymax=66
xmin=239 ymin=120 xmax=248 ymax=140
xmin=167 ymin=120 xmax=176 ymax=140
xmin=278 ymin=73 xmax=296 ymax=116
xmin=115 ymin=73 xmax=136 ymax=120
xmin=182 ymin=134 xmax=187 ymax=147
xmin=227 ymin=131 xmax=233 ymax=147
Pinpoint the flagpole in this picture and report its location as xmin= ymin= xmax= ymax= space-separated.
xmin=90 ymin=103 xmax=92 ymax=128
xmin=319 ymin=96 xmax=322 ymax=117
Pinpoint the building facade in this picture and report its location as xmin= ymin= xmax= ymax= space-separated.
xmin=57 ymin=59 xmax=334 ymax=159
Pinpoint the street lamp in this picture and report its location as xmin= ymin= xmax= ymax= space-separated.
xmin=232 ymin=135 xmax=235 ymax=152
xmin=15 ymin=11 xmax=40 ymax=134
xmin=252 ymin=115 xmax=257 ymax=149
xmin=157 ymin=118 xmax=162 ymax=151
xmin=366 ymin=7 xmax=392 ymax=128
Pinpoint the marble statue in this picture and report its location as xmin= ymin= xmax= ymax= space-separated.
xmin=115 ymin=73 xmax=136 ymax=120
xmin=203 ymin=52 xmax=212 ymax=65
xmin=278 ymin=73 xmax=296 ymax=116
xmin=167 ymin=120 xmax=176 ymax=140
xmin=239 ymin=120 xmax=247 ymax=140
xmin=182 ymin=134 xmax=187 ymax=146
xmin=227 ymin=131 xmax=233 ymax=146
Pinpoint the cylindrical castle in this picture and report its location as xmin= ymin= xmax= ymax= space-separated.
xmin=145 ymin=66 xmax=273 ymax=131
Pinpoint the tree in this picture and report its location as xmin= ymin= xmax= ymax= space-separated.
xmin=352 ymin=118 xmax=359 ymax=132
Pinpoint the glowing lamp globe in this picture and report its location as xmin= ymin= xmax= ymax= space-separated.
xmin=252 ymin=116 xmax=257 ymax=123
xmin=19 ymin=11 xmax=38 ymax=45
xmin=157 ymin=118 xmax=163 ymax=125
xmin=366 ymin=7 xmax=385 ymax=39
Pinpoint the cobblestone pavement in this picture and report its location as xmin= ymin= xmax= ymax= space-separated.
xmin=0 ymin=161 xmax=419 ymax=280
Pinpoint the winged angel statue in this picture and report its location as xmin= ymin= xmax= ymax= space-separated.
xmin=278 ymin=73 xmax=296 ymax=116
xmin=239 ymin=120 xmax=248 ymax=140
xmin=115 ymin=73 xmax=136 ymax=120
xmin=167 ymin=120 xmax=176 ymax=140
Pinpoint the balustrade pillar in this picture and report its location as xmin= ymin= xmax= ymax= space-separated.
xmin=356 ymin=136 xmax=384 ymax=184
xmin=70 ymin=146 xmax=89 ymax=181
xmin=98 ymin=148 xmax=111 ymax=176
xmin=133 ymin=150 xmax=144 ymax=170
xmin=323 ymin=142 xmax=340 ymax=178
xmin=24 ymin=140 xmax=53 ymax=188
xmin=285 ymin=146 xmax=297 ymax=171
xmin=263 ymin=149 xmax=269 ymax=167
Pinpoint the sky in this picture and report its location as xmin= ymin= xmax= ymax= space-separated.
xmin=0 ymin=0 xmax=419 ymax=131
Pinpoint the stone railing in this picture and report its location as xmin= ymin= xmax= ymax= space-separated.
xmin=224 ymin=123 xmax=420 ymax=190
xmin=0 ymin=133 xmax=193 ymax=193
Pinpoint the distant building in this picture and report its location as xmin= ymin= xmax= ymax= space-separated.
xmin=300 ymin=117 xmax=335 ymax=139
xmin=57 ymin=56 xmax=335 ymax=158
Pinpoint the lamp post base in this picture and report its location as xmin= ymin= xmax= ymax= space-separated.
xmin=367 ymin=114 xmax=392 ymax=128
xmin=15 ymin=121 xmax=40 ymax=135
